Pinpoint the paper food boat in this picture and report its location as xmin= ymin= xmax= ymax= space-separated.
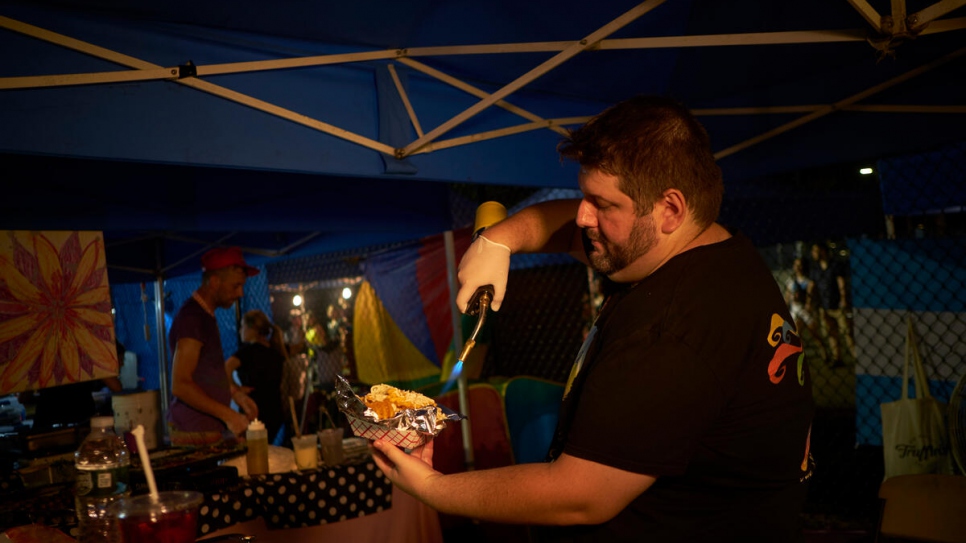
xmin=345 ymin=413 xmax=429 ymax=449
xmin=335 ymin=376 xmax=464 ymax=449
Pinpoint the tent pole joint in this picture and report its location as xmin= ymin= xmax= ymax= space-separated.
xmin=178 ymin=61 xmax=197 ymax=79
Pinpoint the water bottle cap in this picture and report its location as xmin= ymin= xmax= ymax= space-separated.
xmin=90 ymin=416 xmax=115 ymax=428
xmin=248 ymin=418 xmax=265 ymax=431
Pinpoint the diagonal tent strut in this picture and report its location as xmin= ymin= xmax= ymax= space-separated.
xmin=396 ymin=0 xmax=668 ymax=158
xmin=396 ymin=57 xmax=571 ymax=138
xmin=847 ymin=0 xmax=966 ymax=34
xmin=0 ymin=15 xmax=396 ymax=156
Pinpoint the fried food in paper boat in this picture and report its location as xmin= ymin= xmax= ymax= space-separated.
xmin=334 ymin=376 xmax=464 ymax=449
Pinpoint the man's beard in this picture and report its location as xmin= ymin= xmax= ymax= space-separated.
xmin=582 ymin=215 xmax=656 ymax=276
xmin=215 ymin=292 xmax=237 ymax=309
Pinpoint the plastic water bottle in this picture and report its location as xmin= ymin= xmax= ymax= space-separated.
xmin=74 ymin=415 xmax=131 ymax=543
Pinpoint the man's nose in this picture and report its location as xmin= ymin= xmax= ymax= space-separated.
xmin=575 ymin=201 xmax=596 ymax=228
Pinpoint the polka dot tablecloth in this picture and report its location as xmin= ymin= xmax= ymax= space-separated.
xmin=196 ymin=458 xmax=392 ymax=536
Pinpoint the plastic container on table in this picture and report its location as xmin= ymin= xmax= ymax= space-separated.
xmin=74 ymin=415 xmax=131 ymax=543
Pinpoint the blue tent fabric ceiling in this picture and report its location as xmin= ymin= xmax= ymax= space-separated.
xmin=2 ymin=0 xmax=964 ymax=183
xmin=376 ymin=65 xmax=420 ymax=175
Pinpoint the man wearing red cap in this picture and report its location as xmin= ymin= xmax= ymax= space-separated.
xmin=167 ymin=246 xmax=261 ymax=446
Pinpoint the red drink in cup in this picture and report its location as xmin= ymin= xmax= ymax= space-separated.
xmin=107 ymin=490 xmax=203 ymax=543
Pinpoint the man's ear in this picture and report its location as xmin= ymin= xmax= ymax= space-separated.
xmin=658 ymin=189 xmax=687 ymax=234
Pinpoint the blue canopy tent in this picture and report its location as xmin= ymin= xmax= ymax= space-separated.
xmin=2 ymin=0 xmax=963 ymax=195
xmin=1 ymin=0 xmax=964 ymax=450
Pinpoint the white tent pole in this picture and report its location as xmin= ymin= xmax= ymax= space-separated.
xmin=410 ymin=117 xmax=590 ymax=155
xmin=154 ymin=276 xmax=170 ymax=445
xmin=396 ymin=58 xmax=571 ymax=137
xmin=444 ymin=231 xmax=474 ymax=470
xmin=0 ymin=15 xmax=158 ymax=69
xmin=0 ymin=69 xmax=172 ymax=89
xmin=176 ymin=77 xmax=396 ymax=154
xmin=386 ymin=64 xmax=424 ymax=138
xmin=398 ymin=0 xmax=667 ymax=157
xmin=848 ymin=0 xmax=884 ymax=32
xmin=200 ymin=50 xmax=397 ymax=76
xmin=892 ymin=0 xmax=909 ymax=33
xmin=913 ymin=0 xmax=966 ymax=29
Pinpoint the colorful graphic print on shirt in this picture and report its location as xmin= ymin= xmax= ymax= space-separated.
xmin=766 ymin=312 xmax=813 ymax=478
xmin=766 ymin=313 xmax=806 ymax=386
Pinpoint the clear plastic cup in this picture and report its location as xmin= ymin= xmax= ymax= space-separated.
xmin=107 ymin=490 xmax=203 ymax=543
xmin=292 ymin=434 xmax=319 ymax=470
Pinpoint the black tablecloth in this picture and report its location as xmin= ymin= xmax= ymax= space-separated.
xmin=0 ymin=456 xmax=392 ymax=538
xmin=197 ymin=457 xmax=392 ymax=536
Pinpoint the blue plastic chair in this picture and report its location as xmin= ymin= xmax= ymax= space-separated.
xmin=501 ymin=376 xmax=565 ymax=464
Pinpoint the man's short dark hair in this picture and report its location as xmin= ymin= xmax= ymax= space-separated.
xmin=558 ymin=95 xmax=723 ymax=227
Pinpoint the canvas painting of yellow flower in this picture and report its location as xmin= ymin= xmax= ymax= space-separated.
xmin=0 ymin=231 xmax=118 ymax=394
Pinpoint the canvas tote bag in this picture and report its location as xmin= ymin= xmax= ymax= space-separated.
xmin=880 ymin=316 xmax=953 ymax=479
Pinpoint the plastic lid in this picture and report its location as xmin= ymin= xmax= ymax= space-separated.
xmin=106 ymin=490 xmax=204 ymax=520
xmin=90 ymin=416 xmax=115 ymax=428
xmin=247 ymin=418 xmax=265 ymax=431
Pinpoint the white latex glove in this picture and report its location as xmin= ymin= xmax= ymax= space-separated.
xmin=456 ymin=235 xmax=511 ymax=313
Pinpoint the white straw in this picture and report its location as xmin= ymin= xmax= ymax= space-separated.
xmin=131 ymin=425 xmax=159 ymax=500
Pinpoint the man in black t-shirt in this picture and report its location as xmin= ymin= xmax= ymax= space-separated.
xmin=370 ymin=96 xmax=815 ymax=542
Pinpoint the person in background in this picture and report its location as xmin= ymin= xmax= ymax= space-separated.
xmin=225 ymin=309 xmax=287 ymax=445
xmin=808 ymin=242 xmax=855 ymax=367
xmin=303 ymin=310 xmax=327 ymax=358
xmin=167 ymin=246 xmax=259 ymax=447
xmin=785 ymin=257 xmax=829 ymax=363
xmin=284 ymin=312 xmax=307 ymax=357
xmin=371 ymin=95 xmax=814 ymax=542
xmin=304 ymin=306 xmax=346 ymax=385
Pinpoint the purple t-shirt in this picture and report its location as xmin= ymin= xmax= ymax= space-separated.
xmin=166 ymin=297 xmax=231 ymax=433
